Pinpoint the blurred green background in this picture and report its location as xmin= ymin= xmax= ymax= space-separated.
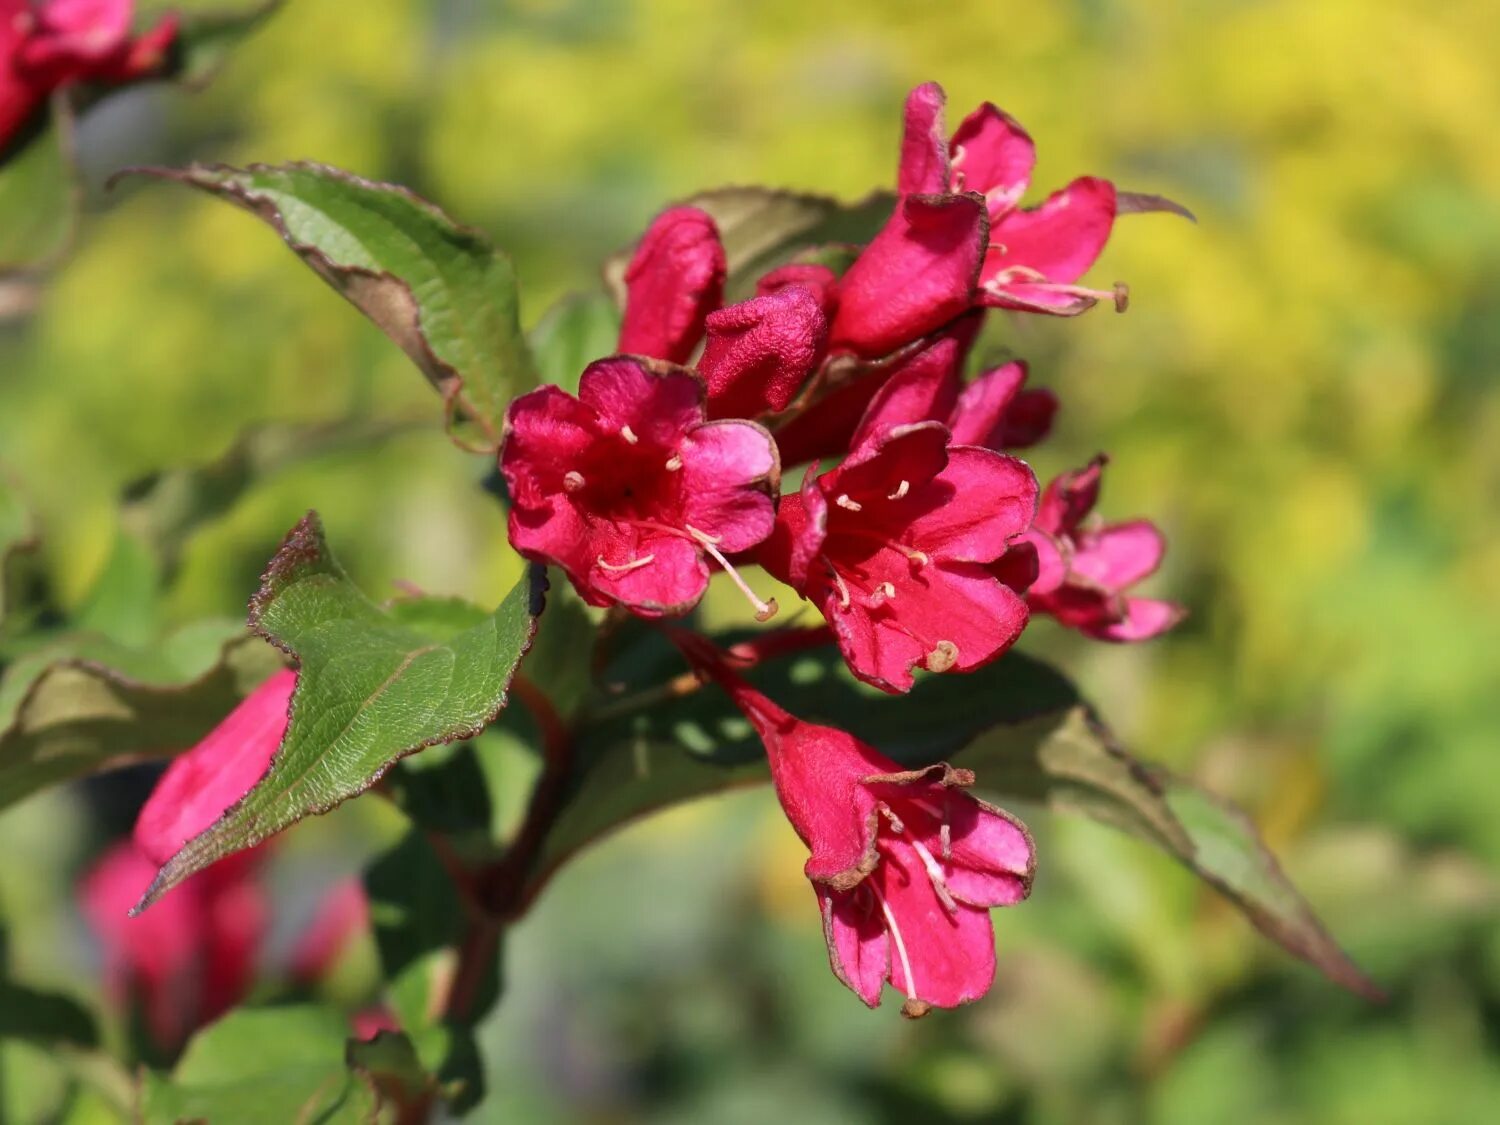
xmin=3 ymin=0 xmax=1499 ymax=1121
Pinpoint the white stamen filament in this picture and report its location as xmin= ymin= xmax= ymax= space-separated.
xmin=563 ymin=471 xmax=585 ymax=492
xmin=871 ymin=881 xmax=919 ymax=1005
xmin=887 ymin=480 xmax=910 ymax=501
xmin=835 ymin=493 xmax=863 ymax=512
xmin=825 ymin=561 xmax=852 ymax=610
xmin=685 ymin=524 xmax=778 ymax=621
xmin=909 ymin=837 xmax=958 ymax=915
xmin=596 ymin=553 xmax=655 ymax=574
xmin=987 ymin=267 xmax=1129 ymax=311
xmin=620 ymin=425 xmax=639 ymax=444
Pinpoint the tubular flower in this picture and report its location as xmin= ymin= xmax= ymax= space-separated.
xmin=501 ymin=356 xmax=781 ymax=618
xmin=616 ymin=205 xmax=726 ymax=365
xmin=758 ymin=421 xmax=1036 ymax=692
xmin=134 ymin=668 xmax=297 ymax=867
xmin=1025 ymin=456 xmax=1184 ymax=641
xmin=2 ymin=0 xmax=178 ymax=154
xmin=695 ymin=659 xmax=1033 ymax=1016
xmin=853 ymin=354 xmax=1057 ymax=453
xmin=80 ymin=841 xmax=266 ymax=1052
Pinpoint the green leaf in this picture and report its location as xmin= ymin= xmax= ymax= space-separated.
xmin=345 ymin=1032 xmax=439 ymax=1122
xmin=603 ymin=186 xmax=893 ymax=303
xmin=167 ymin=0 xmax=284 ymax=89
xmin=0 ymin=473 xmax=40 ymax=634
xmin=0 ymin=626 xmax=285 ymax=813
xmin=538 ymin=642 xmax=1378 ymax=997
xmin=136 ymin=514 xmax=547 ymax=909
xmin=0 ymin=101 xmax=78 ymax=274
xmin=118 ymin=162 xmax=538 ymax=450
xmin=0 ymin=982 xmax=97 ymax=1048
xmin=528 ymin=291 xmax=621 ymax=394
xmin=137 ymin=1005 xmax=422 ymax=1124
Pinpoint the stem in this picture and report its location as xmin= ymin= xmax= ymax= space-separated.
xmin=443 ymin=915 xmax=501 ymax=1024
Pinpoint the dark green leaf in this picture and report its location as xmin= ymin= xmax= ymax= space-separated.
xmin=528 ymin=291 xmax=621 ymax=394
xmin=0 ymin=100 xmax=77 ymax=274
xmin=137 ymin=1005 xmax=383 ymax=1124
xmin=0 ymin=626 xmax=285 ymax=812
xmin=0 ymin=472 xmax=40 ymax=634
xmin=0 ymin=982 xmax=97 ymax=1048
xmin=603 ymin=186 xmax=893 ymax=303
xmin=345 ymin=1032 xmax=439 ymax=1122
xmin=136 ymin=514 xmax=547 ymax=908
xmin=117 ymin=163 xmax=537 ymax=450
xmin=167 ymin=0 xmax=284 ymax=89
xmin=538 ymin=642 xmax=1377 ymax=997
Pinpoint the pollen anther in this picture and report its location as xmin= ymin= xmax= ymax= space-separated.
xmin=835 ymin=494 xmax=863 ymax=512
xmin=620 ymin=424 xmax=639 ymax=444
xmin=563 ymin=471 xmax=586 ymax=492
xmin=887 ymin=480 xmax=910 ymax=501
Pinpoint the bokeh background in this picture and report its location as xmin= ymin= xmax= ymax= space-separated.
xmin=3 ymin=0 xmax=1499 ymax=1121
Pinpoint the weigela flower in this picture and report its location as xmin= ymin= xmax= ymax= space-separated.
xmin=134 ymin=668 xmax=296 ymax=866
xmin=502 ymin=356 xmax=781 ymax=618
xmin=854 ymin=354 xmax=1057 ymax=453
xmin=1025 ymin=456 xmax=1184 ymax=641
xmin=694 ymin=659 xmax=1033 ymax=1016
xmin=617 ymin=205 xmax=727 ymax=365
xmin=758 ymin=421 xmax=1036 ymax=692
xmin=698 ymin=285 xmax=827 ymax=420
xmin=2 ymin=0 xmax=179 ymax=154
xmin=80 ymin=841 xmax=266 ymax=1052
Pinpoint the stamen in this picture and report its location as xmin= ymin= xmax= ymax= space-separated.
xmin=908 ymin=837 xmax=959 ymax=915
xmin=926 ymin=640 xmax=960 ymax=673
xmin=903 ymin=547 xmax=929 ymax=569
xmin=987 ymin=266 xmax=1127 ymax=311
xmin=664 ymin=454 xmax=683 ymax=471
xmin=877 ymin=581 xmax=897 ymax=601
xmin=887 ymin=480 xmax=910 ymax=501
xmin=563 ymin=471 xmax=585 ymax=493
xmin=824 ymin=560 xmax=852 ymax=610
xmin=686 ymin=524 xmax=778 ymax=621
xmin=620 ymin=424 xmax=639 ymax=444
xmin=596 ymin=553 xmax=655 ymax=574
xmin=878 ymin=804 xmax=907 ymax=836
xmin=835 ymin=494 xmax=863 ymax=512
xmin=871 ymin=881 xmax=920 ymax=1008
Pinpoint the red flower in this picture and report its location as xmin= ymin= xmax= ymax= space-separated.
xmin=616 ymin=206 xmax=726 ymax=365
xmin=2 ymin=0 xmax=179 ymax=154
xmin=694 ymin=659 xmax=1033 ymax=1016
xmin=79 ymin=841 xmax=266 ymax=1052
xmin=1025 ymin=456 xmax=1184 ymax=641
xmin=698 ymin=285 xmax=827 ymax=420
xmin=758 ymin=421 xmax=1035 ymax=692
xmin=133 ymin=668 xmax=296 ymax=867
xmin=853 ymin=353 xmax=1058 ymax=454
xmin=502 ymin=357 xmax=780 ymax=618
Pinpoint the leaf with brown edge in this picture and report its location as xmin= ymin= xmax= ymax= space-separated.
xmin=113 ymin=162 xmax=537 ymax=451
xmin=538 ymin=639 xmax=1378 ymax=998
xmin=604 ymin=186 xmax=894 ymax=303
xmin=1117 ymin=190 xmax=1198 ymax=222
xmin=133 ymin=513 xmax=547 ymax=912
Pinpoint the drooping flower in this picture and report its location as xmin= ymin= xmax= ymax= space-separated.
xmin=698 ymin=285 xmax=827 ymax=420
xmin=1025 ymin=456 xmax=1184 ymax=641
xmin=80 ymin=840 xmax=266 ymax=1052
xmin=758 ymin=421 xmax=1036 ymax=692
xmin=616 ymin=206 xmax=727 ymax=365
xmin=684 ymin=650 xmax=1033 ymax=1016
xmin=2 ymin=0 xmax=179 ymax=155
xmin=853 ymin=353 xmax=1058 ymax=453
xmin=502 ymin=356 xmax=781 ymax=618
xmin=133 ymin=668 xmax=297 ymax=867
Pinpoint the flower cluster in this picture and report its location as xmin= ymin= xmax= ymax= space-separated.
xmin=501 ymin=82 xmax=1186 ymax=1013
xmin=1 ymin=0 xmax=178 ymax=155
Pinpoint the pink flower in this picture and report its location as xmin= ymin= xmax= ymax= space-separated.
xmin=616 ymin=206 xmax=726 ymax=365
xmin=79 ymin=841 xmax=266 ymax=1052
xmin=698 ymin=285 xmax=827 ymax=420
xmin=853 ymin=354 xmax=1058 ymax=453
xmin=756 ymin=262 xmax=840 ymax=323
xmin=2 ymin=0 xmax=179 ymax=154
xmin=691 ymin=656 xmax=1033 ymax=1016
xmin=133 ymin=668 xmax=297 ymax=867
xmin=1025 ymin=456 xmax=1184 ymax=641
xmin=501 ymin=357 xmax=781 ymax=618
xmin=757 ymin=421 xmax=1036 ymax=692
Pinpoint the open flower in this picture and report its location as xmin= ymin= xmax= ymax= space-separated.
xmin=616 ymin=205 xmax=726 ymax=365
xmin=1025 ymin=456 xmax=1184 ymax=641
xmin=853 ymin=354 xmax=1057 ymax=454
xmin=134 ymin=668 xmax=296 ymax=867
xmin=502 ymin=357 xmax=781 ymax=617
xmin=758 ymin=421 xmax=1035 ymax=692
xmin=688 ymin=656 xmax=1033 ymax=1016
xmin=2 ymin=0 xmax=179 ymax=154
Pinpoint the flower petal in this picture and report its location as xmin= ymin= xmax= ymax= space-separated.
xmin=577 ymin=357 xmax=704 ymax=448
xmin=617 ymin=206 xmax=726 ymax=364
xmin=944 ymin=798 xmax=1034 ymax=908
xmin=898 ymin=82 xmax=951 ymax=196
xmin=1086 ymin=597 xmax=1184 ymax=642
xmin=699 ymin=287 xmax=827 ymax=419
xmin=679 ymin=419 xmax=779 ymax=552
xmin=1073 ymin=519 xmax=1166 ymax=590
xmin=820 ymin=886 xmax=889 ymax=1008
xmin=899 ymin=449 xmax=1037 ymax=563
xmin=877 ymin=840 xmax=997 ymax=1010
xmin=950 ymin=103 xmax=1035 ymax=213
xmin=983 ymin=176 xmax=1117 ymax=300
